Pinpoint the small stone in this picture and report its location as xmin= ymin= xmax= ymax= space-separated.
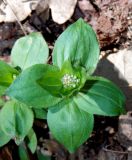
xmin=117 ymin=112 xmax=132 ymax=149
xmin=40 ymin=148 xmax=52 ymax=156
xmin=105 ymin=126 xmax=115 ymax=134
xmin=105 ymin=50 xmax=111 ymax=54
xmin=113 ymin=48 xmax=118 ymax=53
xmin=101 ymin=51 xmax=106 ymax=56
xmin=128 ymin=146 xmax=132 ymax=152
xmin=128 ymin=20 xmax=132 ymax=25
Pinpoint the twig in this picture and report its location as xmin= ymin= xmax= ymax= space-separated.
xmin=3 ymin=0 xmax=27 ymax=36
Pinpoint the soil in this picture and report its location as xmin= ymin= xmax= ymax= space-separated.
xmin=0 ymin=0 xmax=132 ymax=160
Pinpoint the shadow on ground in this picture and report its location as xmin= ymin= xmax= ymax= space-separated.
xmin=94 ymin=55 xmax=132 ymax=111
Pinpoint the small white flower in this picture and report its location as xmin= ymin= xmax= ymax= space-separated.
xmin=62 ymin=74 xmax=80 ymax=89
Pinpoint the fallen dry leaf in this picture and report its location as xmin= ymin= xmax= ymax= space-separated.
xmin=49 ymin=0 xmax=77 ymax=24
xmin=0 ymin=0 xmax=77 ymax=24
xmin=0 ymin=0 xmax=39 ymax=22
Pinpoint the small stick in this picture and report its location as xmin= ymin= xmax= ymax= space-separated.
xmin=3 ymin=0 xmax=27 ymax=36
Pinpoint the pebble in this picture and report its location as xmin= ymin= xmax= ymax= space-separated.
xmin=105 ymin=126 xmax=115 ymax=134
xmin=40 ymin=148 xmax=52 ymax=156
xmin=113 ymin=48 xmax=118 ymax=53
xmin=105 ymin=50 xmax=112 ymax=54
xmin=101 ymin=51 xmax=106 ymax=56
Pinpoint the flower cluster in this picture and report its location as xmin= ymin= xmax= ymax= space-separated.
xmin=61 ymin=74 xmax=80 ymax=88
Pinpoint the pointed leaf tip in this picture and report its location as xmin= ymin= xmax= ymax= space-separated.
xmin=53 ymin=19 xmax=100 ymax=75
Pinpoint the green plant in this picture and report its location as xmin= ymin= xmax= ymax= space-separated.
xmin=0 ymin=18 xmax=125 ymax=154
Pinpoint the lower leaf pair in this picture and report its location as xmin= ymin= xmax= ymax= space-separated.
xmin=0 ymin=100 xmax=37 ymax=153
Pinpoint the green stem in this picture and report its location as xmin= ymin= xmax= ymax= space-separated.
xmin=18 ymin=142 xmax=30 ymax=160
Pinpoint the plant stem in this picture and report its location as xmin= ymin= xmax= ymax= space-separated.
xmin=68 ymin=152 xmax=76 ymax=160
xmin=18 ymin=142 xmax=30 ymax=160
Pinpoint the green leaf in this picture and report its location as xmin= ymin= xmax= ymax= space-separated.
xmin=11 ymin=32 xmax=49 ymax=70
xmin=6 ymin=64 xmax=62 ymax=108
xmin=47 ymin=98 xmax=94 ymax=153
xmin=53 ymin=18 xmax=100 ymax=75
xmin=0 ymin=86 xmax=7 ymax=96
xmin=60 ymin=60 xmax=74 ymax=75
xmin=0 ymin=97 xmax=5 ymax=107
xmin=0 ymin=127 xmax=11 ymax=147
xmin=26 ymin=129 xmax=37 ymax=153
xmin=0 ymin=100 xmax=34 ymax=145
xmin=37 ymin=67 xmax=62 ymax=96
xmin=0 ymin=60 xmax=19 ymax=95
xmin=74 ymin=76 xmax=126 ymax=116
xmin=33 ymin=108 xmax=47 ymax=119
xmin=38 ymin=77 xmax=62 ymax=96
